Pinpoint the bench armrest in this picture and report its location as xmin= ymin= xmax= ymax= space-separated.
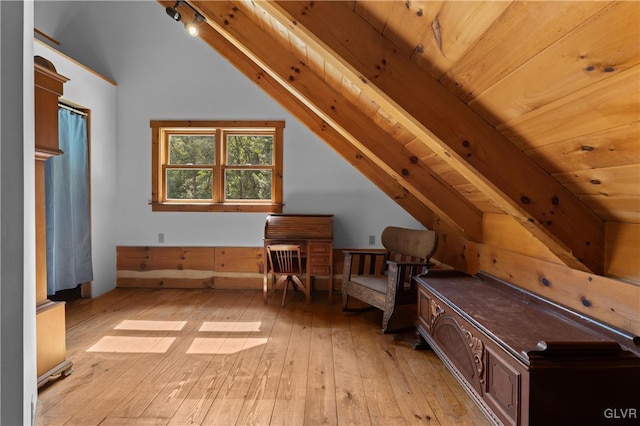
xmin=342 ymin=250 xmax=383 ymax=255
xmin=385 ymin=260 xmax=430 ymax=267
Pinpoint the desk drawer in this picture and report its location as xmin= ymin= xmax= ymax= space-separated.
xmin=309 ymin=265 xmax=331 ymax=275
xmin=306 ymin=241 xmax=332 ymax=277
xmin=308 ymin=241 xmax=331 ymax=254
xmin=309 ymin=255 xmax=331 ymax=266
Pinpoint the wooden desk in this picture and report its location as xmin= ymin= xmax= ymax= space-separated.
xmin=264 ymin=214 xmax=334 ymax=303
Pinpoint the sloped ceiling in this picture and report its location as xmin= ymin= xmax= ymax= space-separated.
xmin=158 ymin=0 xmax=639 ymax=276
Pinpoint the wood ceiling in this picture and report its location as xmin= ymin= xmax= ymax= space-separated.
xmin=158 ymin=1 xmax=639 ymax=276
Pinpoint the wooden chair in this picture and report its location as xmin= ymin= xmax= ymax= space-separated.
xmin=342 ymin=226 xmax=438 ymax=333
xmin=265 ymin=244 xmax=308 ymax=306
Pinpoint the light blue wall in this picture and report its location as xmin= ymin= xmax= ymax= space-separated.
xmin=34 ymin=1 xmax=423 ymax=252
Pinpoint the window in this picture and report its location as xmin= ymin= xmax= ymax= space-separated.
xmin=151 ymin=120 xmax=284 ymax=212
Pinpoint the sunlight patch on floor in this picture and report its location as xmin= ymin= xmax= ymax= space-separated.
xmin=186 ymin=337 xmax=268 ymax=354
xmin=86 ymin=336 xmax=176 ymax=353
xmin=86 ymin=319 xmax=267 ymax=354
xmin=114 ymin=320 xmax=187 ymax=331
xmin=198 ymin=321 xmax=262 ymax=332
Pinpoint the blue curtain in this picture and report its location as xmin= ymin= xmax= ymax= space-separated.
xmin=45 ymin=108 xmax=93 ymax=295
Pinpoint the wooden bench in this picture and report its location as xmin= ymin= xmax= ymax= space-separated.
xmin=342 ymin=226 xmax=438 ymax=333
xmin=415 ymin=270 xmax=640 ymax=426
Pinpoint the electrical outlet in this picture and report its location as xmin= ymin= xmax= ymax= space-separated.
xmin=369 ymin=235 xmax=375 ymax=245
xmin=158 ymin=233 xmax=165 ymax=243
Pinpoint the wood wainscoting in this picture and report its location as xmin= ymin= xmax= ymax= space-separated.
xmin=116 ymin=246 xmax=348 ymax=292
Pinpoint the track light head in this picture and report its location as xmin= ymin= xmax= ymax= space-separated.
xmin=185 ymin=13 xmax=204 ymax=37
xmin=165 ymin=2 xmax=181 ymax=21
xmin=185 ymin=22 xmax=198 ymax=36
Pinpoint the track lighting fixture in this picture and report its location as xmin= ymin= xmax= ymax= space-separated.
xmin=165 ymin=1 xmax=181 ymax=21
xmin=164 ymin=1 xmax=206 ymax=37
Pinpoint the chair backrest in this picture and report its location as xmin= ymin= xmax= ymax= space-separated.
xmin=266 ymin=245 xmax=303 ymax=275
xmin=381 ymin=226 xmax=438 ymax=260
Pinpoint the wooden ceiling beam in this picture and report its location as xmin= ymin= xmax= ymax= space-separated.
xmin=186 ymin=0 xmax=483 ymax=241
xmin=265 ymin=0 xmax=605 ymax=274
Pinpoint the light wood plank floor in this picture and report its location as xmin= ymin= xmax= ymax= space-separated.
xmin=36 ymin=288 xmax=489 ymax=425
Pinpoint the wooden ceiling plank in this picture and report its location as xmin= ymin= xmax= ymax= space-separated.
xmin=499 ymin=65 xmax=640 ymax=149
xmin=441 ymin=1 xmax=611 ymax=103
xmin=339 ymin=75 xmax=364 ymax=108
xmin=244 ymin=1 xmax=282 ymax=42
xmin=304 ymin=43 xmax=326 ymax=80
xmin=321 ymin=61 xmax=344 ymax=97
xmin=418 ymin=151 xmax=451 ymax=175
xmin=380 ymin=1 xmax=440 ymax=58
xmin=157 ymin=0 xmax=434 ymax=227
xmin=525 ymin=122 xmax=640 ymax=174
xmin=371 ymin=104 xmax=399 ymax=134
xmin=268 ymin=0 xmax=604 ymax=273
xmin=190 ymin=0 xmax=483 ymax=241
xmin=389 ymin=122 xmax=419 ymax=147
xmin=406 ymin=143 xmax=440 ymax=169
xmin=470 ymin=2 xmax=640 ymax=127
xmin=483 ymin=213 xmax=563 ymax=265
xmin=583 ymin=198 xmax=640 ymax=224
xmin=353 ymin=1 xmax=393 ymax=34
xmin=355 ymin=90 xmax=383 ymax=121
xmin=414 ymin=0 xmax=510 ymax=80
xmin=552 ymin=164 xmax=640 ymax=198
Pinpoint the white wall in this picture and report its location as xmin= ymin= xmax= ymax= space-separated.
xmin=1 ymin=2 xmax=37 ymax=424
xmin=23 ymin=3 xmax=38 ymax=423
xmin=34 ymin=1 xmax=422 ymax=252
xmin=33 ymin=41 xmax=118 ymax=298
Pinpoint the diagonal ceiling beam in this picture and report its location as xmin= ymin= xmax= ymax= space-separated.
xmin=157 ymin=1 xmax=441 ymax=229
xmin=184 ymin=0 xmax=483 ymax=241
xmin=156 ymin=0 xmax=434 ymax=227
xmin=263 ymin=0 xmax=604 ymax=274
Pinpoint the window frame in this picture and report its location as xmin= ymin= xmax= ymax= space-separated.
xmin=151 ymin=120 xmax=284 ymax=213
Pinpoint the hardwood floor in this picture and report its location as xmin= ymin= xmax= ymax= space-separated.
xmin=36 ymin=288 xmax=489 ymax=425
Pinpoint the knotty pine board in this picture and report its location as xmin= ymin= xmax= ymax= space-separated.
xmin=466 ymin=241 xmax=640 ymax=336
xmin=117 ymin=246 xmax=339 ymax=291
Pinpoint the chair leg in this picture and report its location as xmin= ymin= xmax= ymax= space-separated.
xmin=291 ymin=276 xmax=309 ymax=304
xmin=381 ymin=305 xmax=415 ymax=334
xmin=381 ymin=307 xmax=393 ymax=333
xmin=270 ymin=275 xmax=286 ymax=305
xmin=281 ymin=277 xmax=289 ymax=307
xmin=263 ymin=273 xmax=268 ymax=304
xmin=342 ymin=287 xmax=349 ymax=310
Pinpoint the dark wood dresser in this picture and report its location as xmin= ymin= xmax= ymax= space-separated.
xmin=263 ymin=214 xmax=334 ymax=302
xmin=415 ymin=270 xmax=640 ymax=426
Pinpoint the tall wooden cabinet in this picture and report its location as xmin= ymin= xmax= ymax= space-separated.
xmin=34 ymin=56 xmax=73 ymax=387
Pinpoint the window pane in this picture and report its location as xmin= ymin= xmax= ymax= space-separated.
xmin=166 ymin=169 xmax=213 ymax=199
xmin=168 ymin=134 xmax=215 ymax=165
xmin=226 ymin=135 xmax=273 ymax=165
xmin=225 ymin=169 xmax=272 ymax=200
